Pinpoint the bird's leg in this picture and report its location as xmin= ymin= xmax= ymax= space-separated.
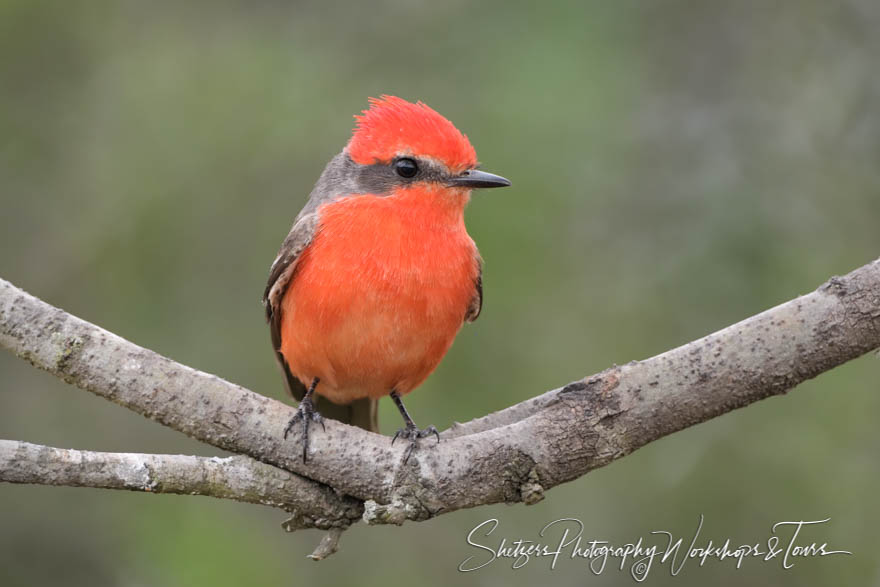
xmin=283 ymin=377 xmax=325 ymax=463
xmin=390 ymin=390 xmax=440 ymax=463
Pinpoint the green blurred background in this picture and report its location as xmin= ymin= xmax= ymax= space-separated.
xmin=1 ymin=1 xmax=878 ymax=585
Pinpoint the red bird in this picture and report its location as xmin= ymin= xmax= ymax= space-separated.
xmin=264 ymin=96 xmax=509 ymax=461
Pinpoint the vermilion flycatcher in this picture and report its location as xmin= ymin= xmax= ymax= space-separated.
xmin=263 ymin=96 xmax=510 ymax=461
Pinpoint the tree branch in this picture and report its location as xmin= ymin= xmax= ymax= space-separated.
xmin=0 ymin=440 xmax=362 ymax=530
xmin=1 ymin=257 xmax=879 ymax=551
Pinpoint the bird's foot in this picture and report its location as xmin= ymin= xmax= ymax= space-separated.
xmin=392 ymin=424 xmax=440 ymax=464
xmin=283 ymin=396 xmax=325 ymax=463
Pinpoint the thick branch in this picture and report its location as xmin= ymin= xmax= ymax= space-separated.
xmin=2 ymin=257 xmax=879 ymax=528
xmin=0 ymin=440 xmax=361 ymax=530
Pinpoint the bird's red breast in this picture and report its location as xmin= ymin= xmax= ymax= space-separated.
xmin=279 ymin=184 xmax=479 ymax=404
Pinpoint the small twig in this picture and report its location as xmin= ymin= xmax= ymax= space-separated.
xmin=307 ymin=528 xmax=345 ymax=561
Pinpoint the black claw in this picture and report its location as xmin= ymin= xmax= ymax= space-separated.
xmin=388 ymin=390 xmax=439 ymax=464
xmin=314 ymin=411 xmax=326 ymax=432
xmin=282 ymin=411 xmax=302 ymax=440
xmin=402 ymin=442 xmax=416 ymax=464
xmin=425 ymin=425 xmax=440 ymax=444
xmin=283 ymin=393 xmax=322 ymax=463
xmin=392 ymin=423 xmax=440 ymax=463
xmin=302 ymin=415 xmax=310 ymax=462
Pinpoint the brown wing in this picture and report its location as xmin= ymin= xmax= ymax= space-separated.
xmin=263 ymin=211 xmax=380 ymax=432
xmin=465 ymin=256 xmax=483 ymax=323
xmin=263 ymin=213 xmax=319 ymax=401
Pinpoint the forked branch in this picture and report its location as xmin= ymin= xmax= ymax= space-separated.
xmin=1 ymin=257 xmax=878 ymax=556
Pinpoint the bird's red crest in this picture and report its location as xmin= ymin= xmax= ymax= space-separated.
xmin=347 ymin=96 xmax=477 ymax=173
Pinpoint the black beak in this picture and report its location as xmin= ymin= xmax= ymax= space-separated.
xmin=447 ymin=169 xmax=511 ymax=189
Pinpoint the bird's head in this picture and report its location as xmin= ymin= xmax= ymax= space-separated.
xmin=344 ymin=95 xmax=510 ymax=194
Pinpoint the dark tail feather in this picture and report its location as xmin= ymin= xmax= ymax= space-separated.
xmin=314 ymin=396 xmax=379 ymax=433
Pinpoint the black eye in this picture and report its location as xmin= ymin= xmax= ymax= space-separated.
xmin=394 ymin=158 xmax=418 ymax=178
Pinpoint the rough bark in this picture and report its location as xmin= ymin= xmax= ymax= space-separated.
xmin=0 ymin=440 xmax=362 ymax=529
xmin=1 ymin=257 xmax=878 ymax=553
